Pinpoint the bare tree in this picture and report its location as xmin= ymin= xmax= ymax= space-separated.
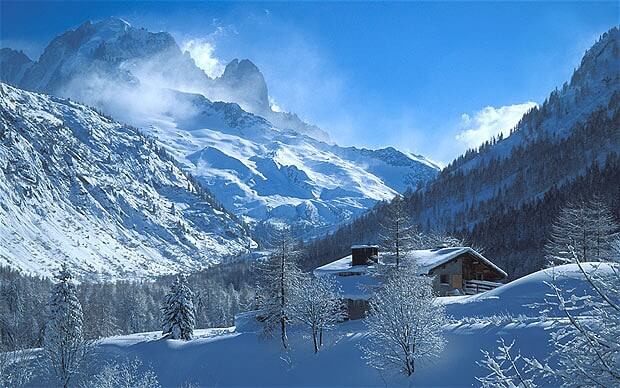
xmin=379 ymin=196 xmax=416 ymax=267
xmin=256 ymin=227 xmax=303 ymax=350
xmin=290 ymin=274 xmax=346 ymax=353
xmin=545 ymin=198 xmax=619 ymax=266
xmin=361 ymin=264 xmax=447 ymax=376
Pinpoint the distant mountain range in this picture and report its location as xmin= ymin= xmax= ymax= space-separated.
xmin=302 ymin=27 xmax=620 ymax=279
xmin=0 ymin=17 xmax=439 ymax=241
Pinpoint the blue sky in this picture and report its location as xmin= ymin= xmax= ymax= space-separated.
xmin=1 ymin=1 xmax=618 ymax=164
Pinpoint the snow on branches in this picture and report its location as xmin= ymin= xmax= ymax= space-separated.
xmin=290 ymin=274 xmax=347 ymax=353
xmin=43 ymin=263 xmax=88 ymax=388
xmin=255 ymin=227 xmax=303 ymax=350
xmin=161 ymin=275 xmax=196 ymax=341
xmin=361 ymin=264 xmax=447 ymax=376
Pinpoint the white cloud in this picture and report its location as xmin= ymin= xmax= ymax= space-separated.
xmin=182 ymin=38 xmax=225 ymax=78
xmin=269 ymin=97 xmax=282 ymax=112
xmin=456 ymin=102 xmax=537 ymax=149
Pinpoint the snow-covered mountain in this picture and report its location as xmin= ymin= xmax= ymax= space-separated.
xmin=142 ymin=89 xmax=438 ymax=237
xmin=0 ymin=83 xmax=254 ymax=280
xmin=0 ymin=17 xmax=439 ymax=238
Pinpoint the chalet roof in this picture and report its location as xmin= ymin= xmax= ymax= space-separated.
xmin=407 ymin=247 xmax=508 ymax=278
xmin=313 ymin=255 xmax=378 ymax=299
xmin=313 ymin=247 xmax=507 ymax=300
xmin=351 ymin=244 xmax=379 ymax=249
xmin=314 ymin=255 xmax=371 ymax=275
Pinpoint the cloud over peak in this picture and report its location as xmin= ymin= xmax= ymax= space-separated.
xmin=182 ymin=38 xmax=225 ymax=78
xmin=456 ymin=102 xmax=537 ymax=149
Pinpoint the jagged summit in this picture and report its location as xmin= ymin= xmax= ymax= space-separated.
xmin=93 ymin=16 xmax=132 ymax=30
xmin=0 ymin=48 xmax=33 ymax=85
xmin=216 ymin=58 xmax=270 ymax=113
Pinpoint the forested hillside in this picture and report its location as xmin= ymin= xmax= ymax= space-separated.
xmin=301 ymin=28 xmax=620 ymax=278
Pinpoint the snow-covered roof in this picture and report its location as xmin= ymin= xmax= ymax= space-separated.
xmin=313 ymin=255 xmax=371 ymax=276
xmin=407 ymin=247 xmax=508 ymax=278
xmin=351 ymin=244 xmax=379 ymax=249
xmin=313 ymin=255 xmax=377 ymax=299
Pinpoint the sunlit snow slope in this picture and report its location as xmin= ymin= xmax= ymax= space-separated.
xmin=0 ymin=83 xmax=254 ymax=280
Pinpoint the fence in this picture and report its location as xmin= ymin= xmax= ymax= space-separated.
xmin=463 ymin=279 xmax=503 ymax=295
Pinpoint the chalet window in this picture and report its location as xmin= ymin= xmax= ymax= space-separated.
xmin=439 ymin=274 xmax=449 ymax=284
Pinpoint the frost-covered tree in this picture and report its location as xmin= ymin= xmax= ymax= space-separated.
xmin=256 ymin=227 xmax=303 ymax=350
xmin=43 ymin=264 xmax=87 ymax=388
xmin=539 ymin=242 xmax=620 ymax=386
xmin=87 ymin=358 xmax=161 ymax=388
xmin=477 ymin=338 xmax=539 ymax=388
xmin=545 ymin=198 xmax=619 ymax=265
xmin=0 ymin=346 xmax=34 ymax=388
xmin=361 ymin=264 xmax=447 ymax=376
xmin=291 ymin=274 xmax=346 ymax=353
xmin=161 ymin=275 xmax=195 ymax=340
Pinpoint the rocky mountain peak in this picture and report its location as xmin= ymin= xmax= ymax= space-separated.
xmin=216 ymin=58 xmax=270 ymax=113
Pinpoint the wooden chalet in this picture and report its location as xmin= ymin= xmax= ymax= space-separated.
xmin=314 ymin=245 xmax=507 ymax=320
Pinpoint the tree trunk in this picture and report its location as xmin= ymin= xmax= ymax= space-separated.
xmin=312 ymin=328 xmax=318 ymax=353
xmin=396 ymin=220 xmax=400 ymax=268
xmin=281 ymin=316 xmax=287 ymax=349
xmin=280 ymin=251 xmax=288 ymax=349
xmin=319 ymin=327 xmax=323 ymax=348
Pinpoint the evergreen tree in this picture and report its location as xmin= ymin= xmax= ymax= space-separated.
xmin=161 ymin=275 xmax=195 ymax=340
xmin=43 ymin=264 xmax=87 ymax=388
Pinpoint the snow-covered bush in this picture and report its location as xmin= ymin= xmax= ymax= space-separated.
xmin=87 ymin=358 xmax=161 ymax=388
xmin=290 ymin=274 xmax=346 ymax=353
xmin=361 ymin=264 xmax=447 ymax=376
xmin=0 ymin=348 xmax=34 ymax=388
xmin=477 ymin=338 xmax=539 ymax=388
xmin=161 ymin=275 xmax=196 ymax=340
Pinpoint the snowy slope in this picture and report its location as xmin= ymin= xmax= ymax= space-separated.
xmin=0 ymin=18 xmax=439 ymax=238
xmin=0 ymin=83 xmax=254 ymax=280
xmin=143 ymin=90 xmax=437 ymax=236
xmin=22 ymin=263 xmax=610 ymax=387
